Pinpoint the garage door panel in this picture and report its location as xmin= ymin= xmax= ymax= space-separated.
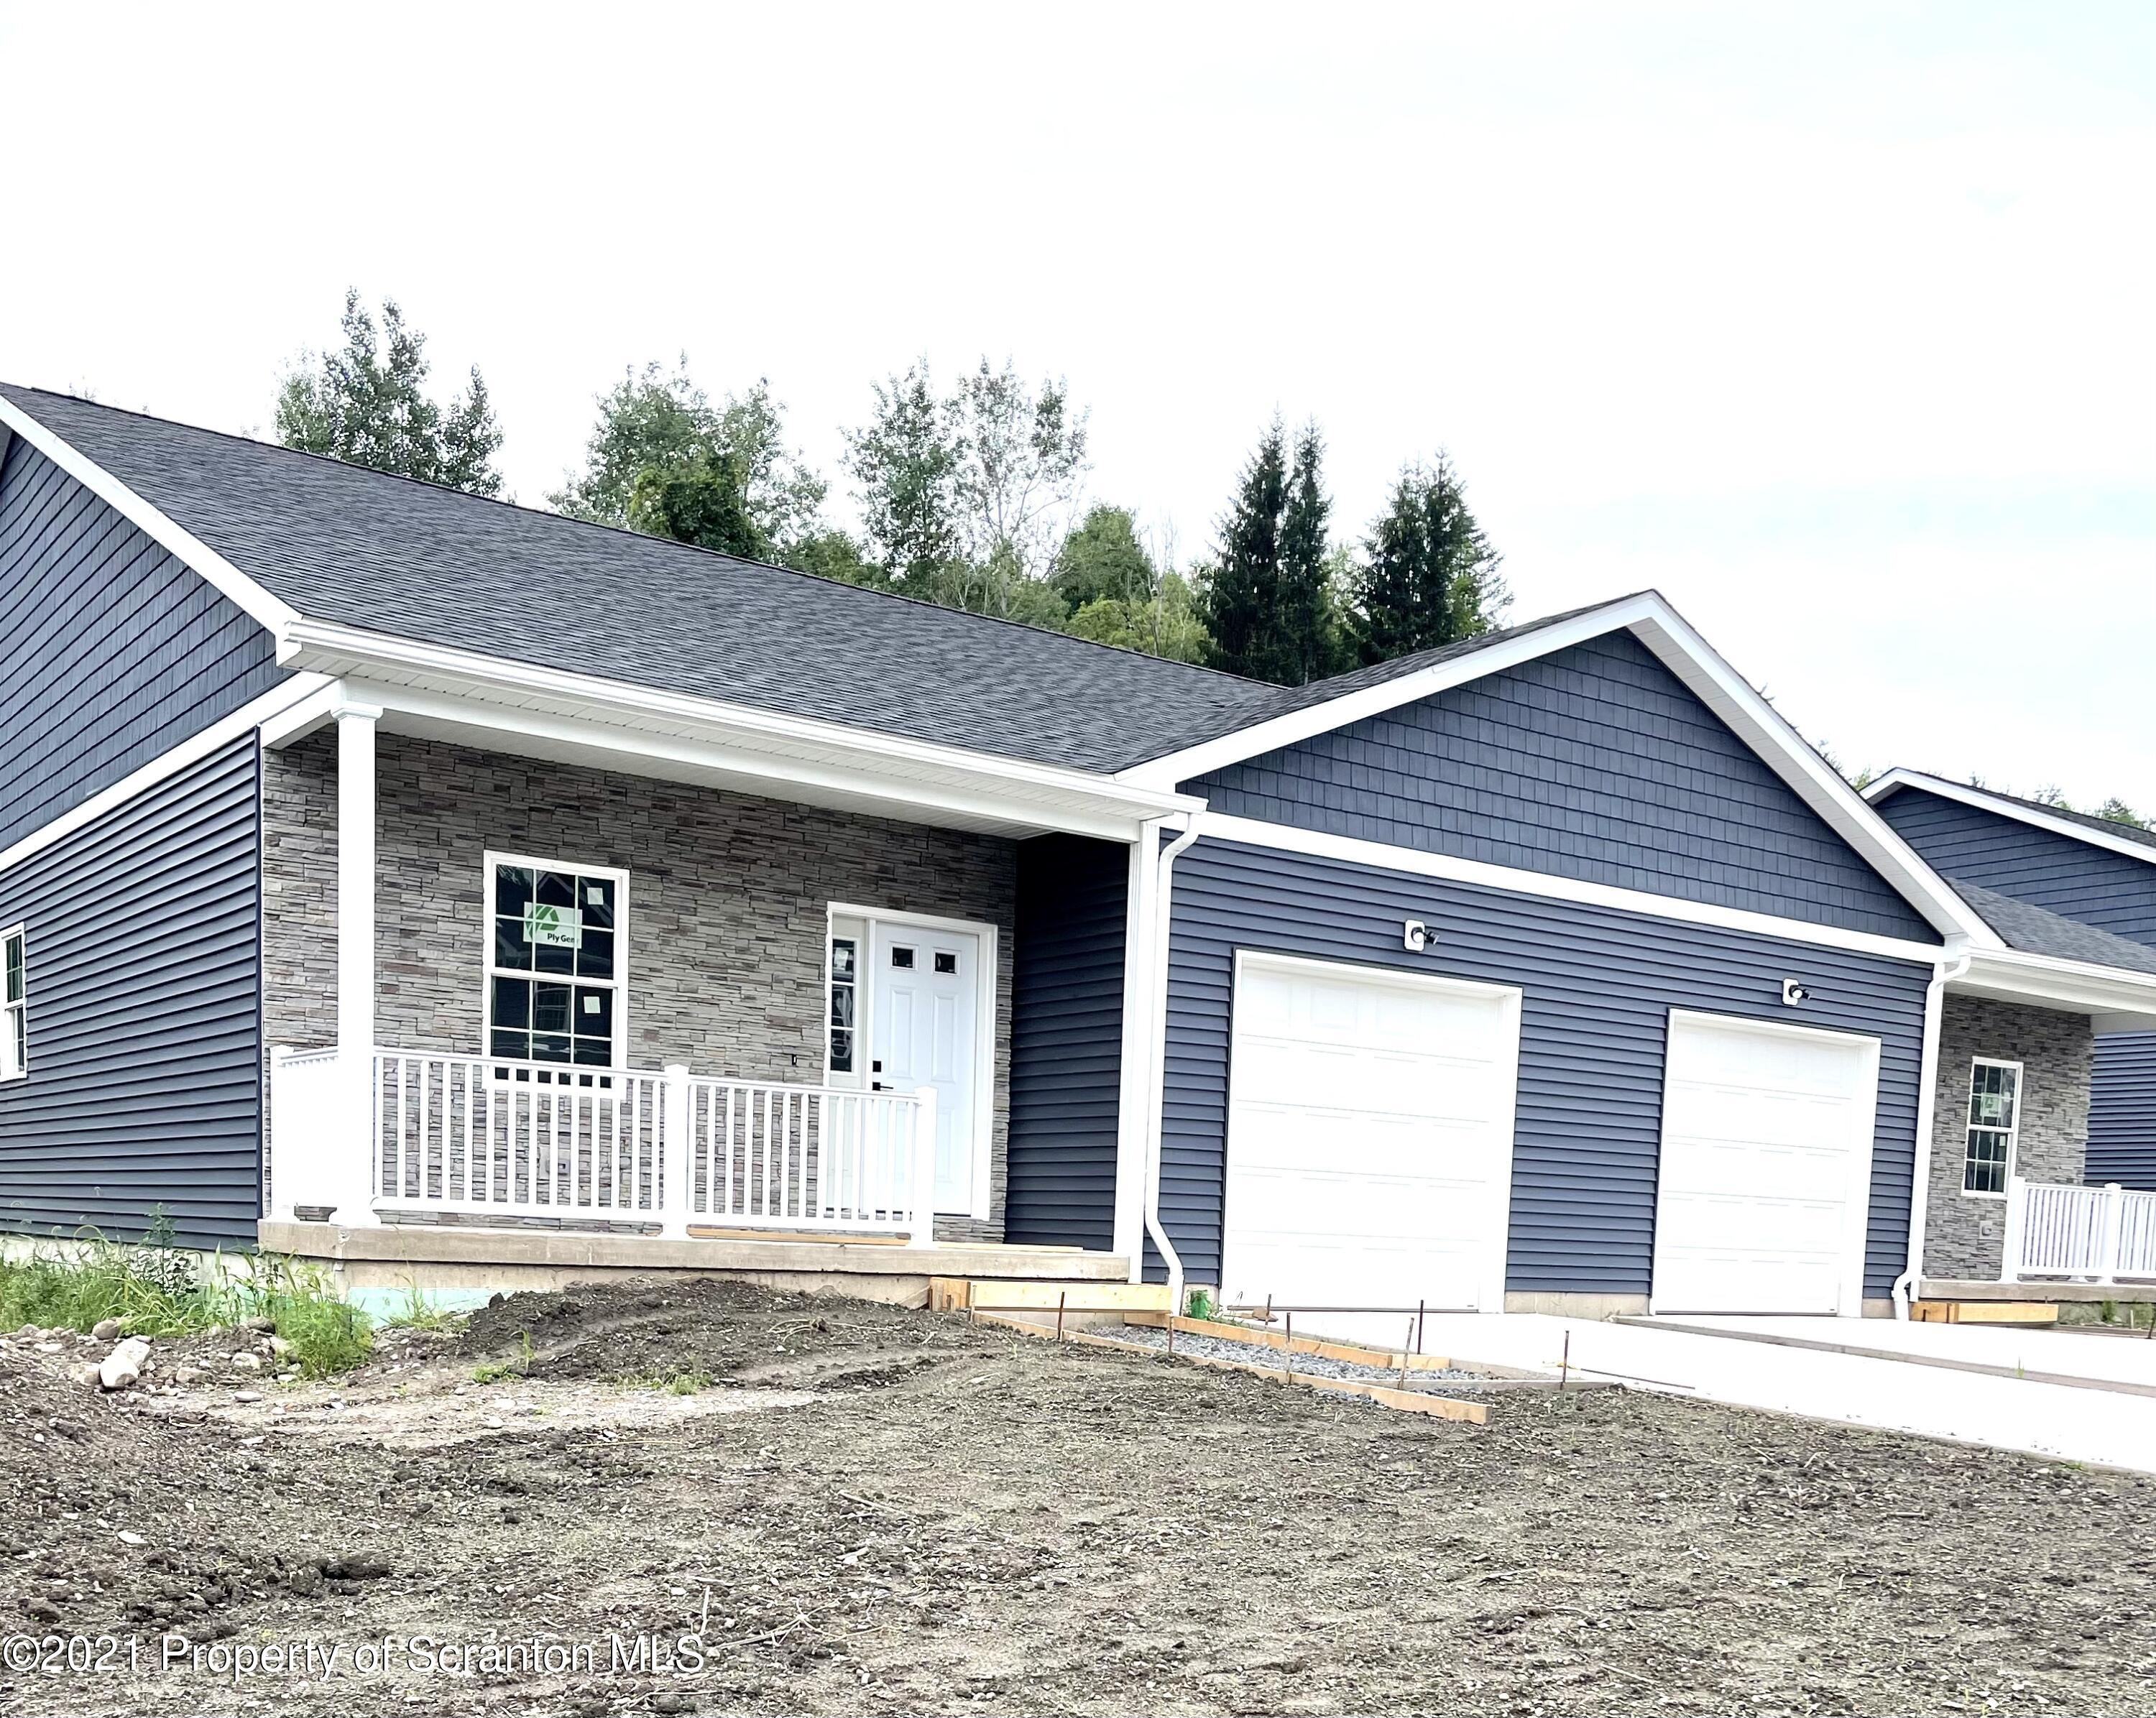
xmin=1223 ymin=955 xmax=1522 ymax=1331
xmin=1230 ymin=1106 xmax=1498 ymax=1181
xmin=1662 ymin=1134 xmax=1861 ymax=1204
xmin=1652 ymin=1012 xmax=1879 ymax=1316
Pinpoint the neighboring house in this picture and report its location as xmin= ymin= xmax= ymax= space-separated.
xmin=1865 ymin=771 xmax=2156 ymax=1283
xmin=4 ymin=384 xmax=2151 ymax=1320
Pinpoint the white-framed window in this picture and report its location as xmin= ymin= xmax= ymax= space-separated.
xmin=482 ymin=853 xmax=628 ymax=1073
xmin=0 ymin=925 xmax=24 ymax=1082
xmin=1962 ymin=1058 xmax=2022 ymax=1196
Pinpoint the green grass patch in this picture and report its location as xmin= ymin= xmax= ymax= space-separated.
xmin=0 ymin=1215 xmax=373 ymax=1375
xmin=378 ymin=1279 xmax=462 ymax=1334
xmin=471 ymin=1330 xmax=534 ymax=1385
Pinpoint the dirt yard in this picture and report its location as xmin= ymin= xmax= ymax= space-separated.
xmin=4 ymin=1279 xmax=2154 ymax=1717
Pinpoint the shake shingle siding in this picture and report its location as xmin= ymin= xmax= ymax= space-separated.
xmin=0 ymin=737 xmax=262 ymax=1247
xmin=0 ymin=437 xmax=285 ymax=852
xmin=2091 ymin=1033 xmax=2156 ymax=1191
xmin=1004 ymin=836 xmax=1128 ymax=1250
xmin=1156 ymin=836 xmax=1932 ymax=1298
xmin=1186 ymin=632 xmax=1934 ymax=942
xmin=1874 ymin=788 xmax=2156 ymax=951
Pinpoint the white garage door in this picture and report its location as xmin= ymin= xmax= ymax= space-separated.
xmin=1222 ymin=952 xmax=1523 ymax=1340
xmin=1652 ymin=1010 xmax=1882 ymax=1317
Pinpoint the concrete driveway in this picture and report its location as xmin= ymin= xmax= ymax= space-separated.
xmin=1416 ymin=1311 xmax=2156 ymax=1474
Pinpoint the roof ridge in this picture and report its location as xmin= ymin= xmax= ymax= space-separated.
xmin=0 ymin=382 xmax=1279 ymax=698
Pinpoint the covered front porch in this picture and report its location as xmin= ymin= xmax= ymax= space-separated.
xmin=254 ymin=643 xmax=1197 ymax=1286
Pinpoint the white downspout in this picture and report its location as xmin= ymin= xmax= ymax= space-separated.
xmin=1894 ymin=935 xmax=1971 ymax=1318
xmin=1141 ymin=819 xmax=1202 ymax=1309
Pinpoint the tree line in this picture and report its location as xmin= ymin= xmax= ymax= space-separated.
xmin=275 ymin=292 xmax=1509 ymax=688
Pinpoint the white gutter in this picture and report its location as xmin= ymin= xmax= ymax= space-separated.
xmin=1894 ymin=936 xmax=1972 ymax=1318
xmin=1140 ymin=819 xmax=1202 ymax=1308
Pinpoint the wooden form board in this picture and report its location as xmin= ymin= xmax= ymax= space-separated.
xmin=1123 ymin=1309 xmax=1457 ymax=1372
xmin=967 ymin=1309 xmax=1490 ymax=1425
xmin=1912 ymin=1301 xmax=2060 ymax=1325
xmin=929 ymin=1278 xmax=1176 ymax=1314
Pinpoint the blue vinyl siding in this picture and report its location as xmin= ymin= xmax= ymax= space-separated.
xmin=1185 ymin=630 xmax=1935 ymax=943
xmin=0 ymin=736 xmax=263 ymax=1248
xmin=1156 ymin=836 xmax=1932 ymax=1298
xmin=1874 ymin=788 xmax=2156 ymax=951
xmin=0 ymin=435 xmax=285 ymax=852
xmin=1005 ymin=835 xmax=1128 ymax=1250
xmin=2090 ymin=1033 xmax=2156 ymax=1191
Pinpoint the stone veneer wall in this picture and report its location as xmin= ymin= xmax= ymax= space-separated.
xmin=1923 ymin=994 xmax=2091 ymax=1280
xmin=262 ymin=730 xmax=1020 ymax=1242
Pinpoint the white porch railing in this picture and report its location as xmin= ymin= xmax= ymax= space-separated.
xmin=2001 ymin=1176 xmax=2156 ymax=1283
xmin=268 ymin=1048 xmax=939 ymax=1246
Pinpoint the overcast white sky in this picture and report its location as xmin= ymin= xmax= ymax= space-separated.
xmin=3 ymin=3 xmax=2150 ymax=805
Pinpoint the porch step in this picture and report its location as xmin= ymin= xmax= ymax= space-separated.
xmin=929 ymin=1278 xmax=1174 ymax=1315
xmin=1912 ymin=1300 xmax=2060 ymax=1326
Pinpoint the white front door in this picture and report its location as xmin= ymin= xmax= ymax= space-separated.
xmin=1651 ymin=1011 xmax=1882 ymax=1316
xmin=1222 ymin=952 xmax=1524 ymax=1344
xmin=869 ymin=922 xmax=980 ymax=1213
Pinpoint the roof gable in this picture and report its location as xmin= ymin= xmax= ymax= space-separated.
xmin=1871 ymin=780 xmax=2156 ymax=955
xmin=1187 ymin=629 xmax=1941 ymax=942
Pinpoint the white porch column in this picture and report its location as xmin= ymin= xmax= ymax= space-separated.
xmin=1112 ymin=821 xmax=1165 ymax=1268
xmin=333 ymin=698 xmax=382 ymax=1223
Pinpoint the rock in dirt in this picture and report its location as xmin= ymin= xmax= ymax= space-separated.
xmin=239 ymin=1316 xmax=275 ymax=1334
xmin=69 ymin=1362 xmax=103 ymax=1390
xmin=91 ymin=1318 xmax=124 ymax=1341
xmin=321 ymin=1552 xmax=392 ymax=1580
xmin=171 ymin=1365 xmax=207 ymax=1386
xmin=100 ymin=1337 xmax=152 ymax=1392
xmin=229 ymin=1352 xmax=262 ymax=1373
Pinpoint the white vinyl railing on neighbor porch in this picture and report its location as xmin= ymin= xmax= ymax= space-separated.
xmin=268 ymin=1048 xmax=939 ymax=1246
xmin=2001 ymin=1176 xmax=2156 ymax=1283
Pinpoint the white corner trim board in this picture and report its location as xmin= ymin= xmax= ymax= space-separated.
xmin=0 ymin=395 xmax=300 ymax=636
xmin=1112 ymin=591 xmax=1996 ymax=952
xmin=0 ymin=676 xmax=333 ymax=876
xmin=1865 ymin=768 xmax=2156 ymax=872
xmin=1197 ymin=813 xmax=1953 ymax=966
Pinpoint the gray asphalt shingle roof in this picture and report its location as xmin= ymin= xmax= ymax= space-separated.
xmin=1949 ymin=880 xmax=2156 ymax=978
xmin=3 ymin=384 xmax=1611 ymax=777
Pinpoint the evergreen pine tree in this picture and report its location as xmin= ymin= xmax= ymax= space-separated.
xmin=1347 ymin=453 xmax=1508 ymax=665
xmin=1201 ymin=420 xmax=1289 ymax=681
xmin=1274 ymin=422 xmax=1341 ymax=685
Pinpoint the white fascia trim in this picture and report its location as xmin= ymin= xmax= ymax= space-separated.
xmin=1865 ymin=768 xmax=2156 ymax=872
xmin=0 ymin=395 xmax=300 ymax=635
xmin=0 ymin=675 xmax=333 ymax=875
xmin=1115 ymin=594 xmax=1667 ymax=790
xmin=1621 ymin=606 xmax=1997 ymax=948
xmin=280 ymin=619 xmax=1201 ymax=835
xmin=1199 ymin=813 xmax=1951 ymax=965
xmin=1956 ymin=945 xmax=2156 ymax=1026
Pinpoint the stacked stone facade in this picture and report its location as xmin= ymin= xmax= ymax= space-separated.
xmin=262 ymin=731 xmax=1020 ymax=1241
xmin=1923 ymin=994 xmax=2092 ymax=1279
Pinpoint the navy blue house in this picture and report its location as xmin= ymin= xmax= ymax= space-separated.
xmin=4 ymin=382 xmax=2151 ymax=1316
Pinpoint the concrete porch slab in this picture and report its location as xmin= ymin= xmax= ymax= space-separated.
xmin=1924 ymin=1278 xmax=2156 ymax=1303
xmin=259 ymin=1219 xmax=1128 ymax=1306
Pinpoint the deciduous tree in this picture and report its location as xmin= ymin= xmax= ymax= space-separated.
xmin=276 ymin=290 xmax=504 ymax=495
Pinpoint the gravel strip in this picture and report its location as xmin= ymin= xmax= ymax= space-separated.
xmin=1106 ymin=1322 xmax=1510 ymax=1390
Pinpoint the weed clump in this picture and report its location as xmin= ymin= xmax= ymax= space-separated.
xmin=0 ymin=1214 xmax=373 ymax=1375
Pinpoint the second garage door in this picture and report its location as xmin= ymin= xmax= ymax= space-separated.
xmin=1651 ymin=1010 xmax=1882 ymax=1316
xmin=1221 ymin=952 xmax=1524 ymax=1337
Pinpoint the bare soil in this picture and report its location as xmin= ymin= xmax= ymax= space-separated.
xmin=4 ymin=1278 xmax=2155 ymax=1717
